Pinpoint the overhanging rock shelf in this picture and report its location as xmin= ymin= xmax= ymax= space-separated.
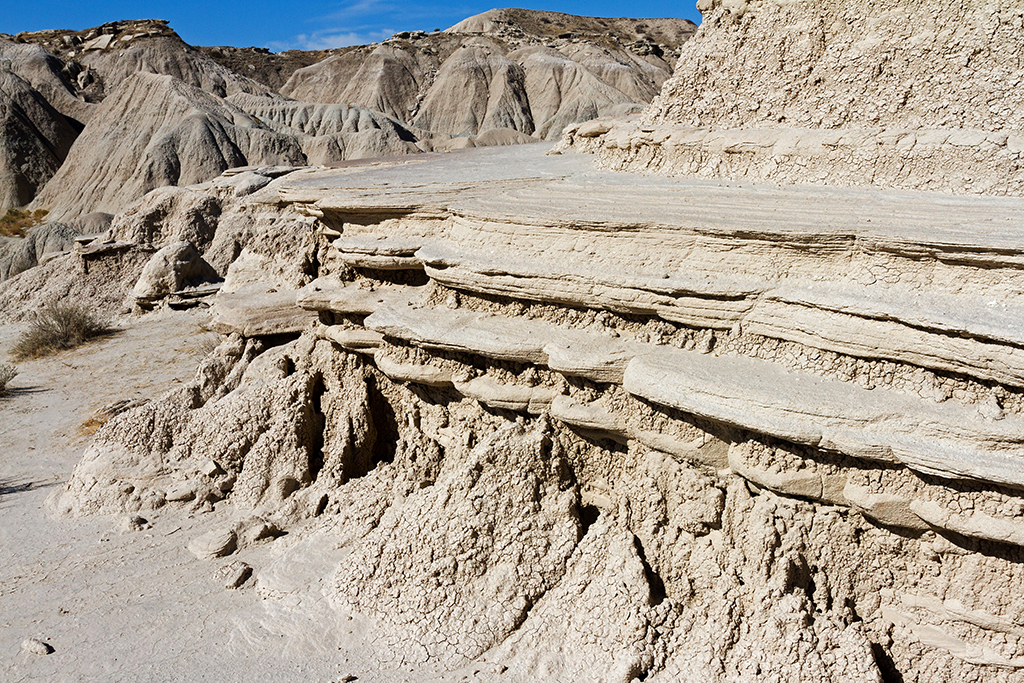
xmin=214 ymin=144 xmax=1024 ymax=549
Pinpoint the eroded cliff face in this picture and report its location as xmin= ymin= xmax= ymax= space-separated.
xmin=41 ymin=145 xmax=1024 ymax=681
xmin=560 ymin=0 xmax=1024 ymax=196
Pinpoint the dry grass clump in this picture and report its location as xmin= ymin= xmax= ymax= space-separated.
xmin=0 ymin=208 xmax=49 ymax=237
xmin=11 ymin=301 xmax=112 ymax=360
xmin=77 ymin=416 xmax=109 ymax=436
xmin=0 ymin=364 xmax=17 ymax=394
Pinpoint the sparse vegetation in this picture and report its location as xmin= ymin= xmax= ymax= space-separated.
xmin=77 ymin=416 xmax=109 ymax=436
xmin=11 ymin=301 xmax=112 ymax=360
xmin=0 ymin=364 xmax=17 ymax=394
xmin=0 ymin=208 xmax=49 ymax=237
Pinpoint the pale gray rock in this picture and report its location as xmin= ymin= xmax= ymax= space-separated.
xmin=65 ymin=211 xmax=113 ymax=235
xmin=132 ymin=240 xmax=220 ymax=304
xmin=332 ymin=422 xmax=580 ymax=668
xmin=219 ymin=560 xmax=252 ymax=589
xmin=0 ymin=67 xmax=78 ymax=210
xmin=556 ymin=41 xmax=670 ymax=102
xmin=0 ymin=222 xmax=81 ymax=282
xmin=0 ymin=36 xmax=93 ymax=124
xmin=624 ymin=346 xmax=1024 ymax=488
xmin=75 ymin=27 xmax=270 ymax=102
xmin=227 ymin=93 xmax=421 ymax=163
xmin=414 ymin=39 xmax=533 ymax=138
xmin=32 ymin=72 xmax=305 ymax=219
xmin=209 ymin=284 xmax=316 ymax=337
xmin=509 ymin=46 xmax=634 ymax=140
xmin=564 ymin=0 xmax=1024 ymax=195
xmin=188 ymin=527 xmax=237 ymax=560
xmin=20 ymin=638 xmax=54 ymax=656
xmin=110 ymin=186 xmax=221 ymax=252
xmin=282 ymin=44 xmax=431 ymax=123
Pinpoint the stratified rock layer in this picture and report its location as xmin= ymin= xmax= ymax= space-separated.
xmin=561 ymin=0 xmax=1024 ymax=195
xmin=50 ymin=145 xmax=1024 ymax=681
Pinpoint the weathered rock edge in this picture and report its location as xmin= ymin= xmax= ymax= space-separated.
xmin=52 ymin=147 xmax=1024 ymax=680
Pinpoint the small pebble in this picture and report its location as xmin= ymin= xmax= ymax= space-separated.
xmin=188 ymin=527 xmax=237 ymax=560
xmin=220 ymin=560 xmax=253 ymax=589
xmin=22 ymin=638 xmax=53 ymax=655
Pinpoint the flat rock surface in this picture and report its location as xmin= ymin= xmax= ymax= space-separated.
xmin=282 ymin=144 xmax=1024 ymax=253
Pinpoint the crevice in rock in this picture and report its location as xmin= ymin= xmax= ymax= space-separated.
xmin=871 ymin=642 xmax=904 ymax=683
xmin=579 ymin=503 xmax=600 ymax=537
xmin=307 ymin=372 xmax=326 ymax=483
xmin=366 ymin=373 xmax=397 ymax=466
xmin=632 ymin=534 xmax=666 ymax=606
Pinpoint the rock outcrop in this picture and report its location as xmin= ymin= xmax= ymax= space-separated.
xmin=0 ymin=12 xmax=693 ymax=218
xmin=0 ymin=67 xmax=79 ymax=210
xmin=31 ymin=72 xmax=304 ymax=219
xmin=280 ymin=10 xmax=694 ymax=141
xmin=560 ymin=0 xmax=1024 ymax=195
xmin=19 ymin=3 xmax=1024 ymax=681
xmin=47 ymin=141 xmax=1024 ymax=681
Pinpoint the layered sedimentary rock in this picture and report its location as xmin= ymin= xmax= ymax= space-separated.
xmin=280 ymin=10 xmax=694 ymax=140
xmin=46 ymin=144 xmax=1024 ymax=681
xmin=560 ymin=0 xmax=1024 ymax=195
xmin=0 ymin=37 xmax=93 ymax=125
xmin=26 ymin=1 xmax=1024 ymax=680
xmin=0 ymin=11 xmax=690 ymax=218
xmin=0 ymin=66 xmax=79 ymax=210
xmin=29 ymin=72 xmax=431 ymax=219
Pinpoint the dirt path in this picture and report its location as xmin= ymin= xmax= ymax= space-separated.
xmin=0 ymin=310 xmax=364 ymax=683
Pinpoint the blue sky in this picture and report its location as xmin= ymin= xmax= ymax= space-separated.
xmin=3 ymin=2 xmax=702 ymax=51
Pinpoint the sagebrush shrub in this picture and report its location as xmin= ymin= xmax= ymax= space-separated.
xmin=11 ymin=302 xmax=111 ymax=360
xmin=0 ymin=364 xmax=16 ymax=393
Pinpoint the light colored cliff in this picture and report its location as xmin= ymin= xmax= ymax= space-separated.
xmin=560 ymin=0 xmax=1024 ymax=195
xmin=30 ymin=144 xmax=1024 ymax=681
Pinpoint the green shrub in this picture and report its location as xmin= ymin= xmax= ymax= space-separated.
xmin=11 ymin=302 xmax=111 ymax=360
xmin=0 ymin=364 xmax=16 ymax=394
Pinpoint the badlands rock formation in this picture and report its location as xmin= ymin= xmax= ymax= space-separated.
xmin=279 ymin=9 xmax=693 ymax=139
xmin=6 ymin=2 xmax=1024 ymax=682
xmin=35 ymin=133 xmax=1024 ymax=681
xmin=561 ymin=0 xmax=1024 ymax=195
xmin=0 ymin=12 xmax=691 ymax=216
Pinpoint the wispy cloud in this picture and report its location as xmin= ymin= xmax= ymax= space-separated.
xmin=320 ymin=0 xmax=399 ymax=21
xmin=266 ymin=27 xmax=395 ymax=51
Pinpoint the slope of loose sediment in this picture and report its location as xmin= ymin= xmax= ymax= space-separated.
xmin=509 ymin=46 xmax=634 ymax=140
xmin=0 ymin=37 xmax=93 ymax=125
xmin=0 ymin=67 xmax=79 ymax=209
xmin=32 ymin=72 xmax=304 ymax=219
xmin=76 ymin=29 xmax=271 ymax=101
xmin=281 ymin=45 xmax=435 ymax=123
xmin=279 ymin=12 xmax=691 ymax=140
xmin=414 ymin=39 xmax=533 ymax=137
xmin=226 ymin=93 xmax=421 ymax=163
xmin=0 ymin=222 xmax=81 ymax=281
xmin=554 ymin=42 xmax=671 ymax=101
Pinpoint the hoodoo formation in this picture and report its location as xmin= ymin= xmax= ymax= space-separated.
xmin=3 ymin=3 xmax=1024 ymax=682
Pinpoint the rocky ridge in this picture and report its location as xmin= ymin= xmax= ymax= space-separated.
xmin=19 ymin=141 xmax=1023 ymax=681
xmin=5 ymin=2 xmax=1024 ymax=681
xmin=0 ymin=12 xmax=693 ymax=217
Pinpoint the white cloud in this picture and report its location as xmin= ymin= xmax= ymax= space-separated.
xmin=321 ymin=0 xmax=396 ymax=21
xmin=266 ymin=27 xmax=394 ymax=51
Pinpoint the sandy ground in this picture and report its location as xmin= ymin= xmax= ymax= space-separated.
xmin=0 ymin=309 xmax=393 ymax=683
